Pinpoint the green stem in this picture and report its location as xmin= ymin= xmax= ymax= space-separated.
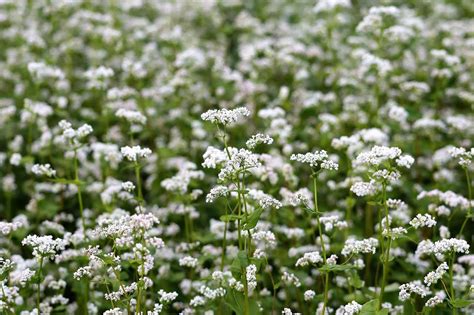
xmin=312 ymin=173 xmax=328 ymax=315
xmin=74 ymin=150 xmax=86 ymax=233
xmin=112 ymin=268 xmax=131 ymax=313
xmin=379 ymin=183 xmax=391 ymax=310
xmin=239 ymin=178 xmax=252 ymax=256
xmin=458 ymin=168 xmax=472 ymax=236
xmin=449 ymin=254 xmax=457 ymax=315
xmin=74 ymin=152 xmax=89 ymax=315
xmin=184 ymin=213 xmax=193 ymax=242
xmin=220 ymin=203 xmax=230 ymax=271
xmin=134 ymin=162 xmax=143 ymax=207
xmin=242 ymin=267 xmax=250 ymax=315
xmin=218 ymin=126 xmax=249 ymax=314
xmin=5 ymin=192 xmax=11 ymax=220
xmin=37 ymin=257 xmax=44 ymax=314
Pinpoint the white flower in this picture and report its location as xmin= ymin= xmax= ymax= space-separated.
xmin=396 ymin=155 xmax=415 ymax=168
xmin=9 ymin=153 xmax=22 ymax=166
xmin=103 ymin=308 xmax=123 ymax=315
xmin=77 ymin=124 xmax=93 ymax=138
xmin=321 ymin=216 xmax=348 ymax=231
xmin=304 ymin=290 xmax=315 ymax=301
xmin=399 ymin=281 xmax=430 ymax=301
xmin=350 ymin=181 xmax=376 ymax=197
xmin=246 ymin=264 xmax=257 ymax=294
xmin=63 ymin=128 xmax=76 ymax=139
xmin=416 ymin=238 xmax=470 ymax=258
xmin=201 ymin=107 xmax=250 ymax=125
xmin=121 ymin=181 xmax=135 ymax=192
xmin=335 ymin=301 xmax=362 ymax=315
xmin=432 ymin=239 xmax=470 ymax=255
xmin=354 ymin=146 xmax=402 ymax=167
xmin=327 ymin=255 xmax=338 ymax=265
xmin=449 ymin=147 xmax=473 ymax=167
xmin=425 ymin=296 xmax=443 ymax=307
xmin=417 ymin=189 xmax=471 ymax=210
xmin=105 ymin=283 xmax=137 ymax=301
xmin=313 ymin=0 xmax=351 ymax=13
xmin=356 ymin=6 xmax=400 ymax=33
xmin=161 ymin=168 xmax=204 ymax=194
xmin=342 ymin=238 xmax=378 ymax=256
xmin=281 ymin=271 xmax=301 ymax=287
xmin=291 ymin=150 xmax=338 ymax=170
xmin=28 ymin=62 xmax=65 ymax=81
xmin=116 ymin=109 xmax=147 ymax=124
xmin=295 ymin=251 xmax=323 ymax=267
xmin=22 ymin=235 xmax=68 ymax=259
xmin=382 ymin=227 xmax=407 ymax=239
xmin=246 ymin=134 xmax=273 ymax=149
xmin=31 ymin=164 xmax=56 ymax=177
xmin=424 ymin=263 xmax=448 ymax=286
xmin=179 ymin=256 xmax=198 ymax=268
xmin=218 ymin=149 xmax=261 ymax=181
xmin=202 ymin=146 xmax=229 ymax=169
xmin=158 ymin=290 xmax=178 ymax=304
xmin=206 ymin=185 xmax=229 ymax=203
xmin=120 ymin=146 xmax=152 ymax=162
xmin=259 ymin=195 xmax=282 ymax=209
xmin=409 ymin=214 xmax=437 ymax=229
xmin=58 ymin=120 xmax=92 ymax=141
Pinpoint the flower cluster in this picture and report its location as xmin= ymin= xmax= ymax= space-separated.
xmin=201 ymin=107 xmax=250 ymax=125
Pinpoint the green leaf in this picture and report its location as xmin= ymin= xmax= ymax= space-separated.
xmin=242 ymin=207 xmax=264 ymax=230
xmin=224 ymin=290 xmax=244 ymax=315
xmin=360 ymin=299 xmax=378 ymax=313
xmin=230 ymin=251 xmax=249 ymax=277
xmin=348 ymin=270 xmax=364 ymax=288
xmin=359 ymin=299 xmax=389 ymax=315
xmin=37 ymin=199 xmax=60 ymax=220
xmin=450 ymin=298 xmax=474 ymax=308
xmin=249 ymin=299 xmax=260 ymax=314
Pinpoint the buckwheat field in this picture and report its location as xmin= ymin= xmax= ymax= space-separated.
xmin=1 ymin=0 xmax=474 ymax=314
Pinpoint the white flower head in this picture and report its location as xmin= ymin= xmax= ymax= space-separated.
xmin=291 ymin=150 xmax=338 ymax=171
xmin=409 ymin=214 xmax=437 ymax=229
xmin=201 ymin=107 xmax=250 ymax=125
xmin=31 ymin=164 xmax=56 ymax=177
xmin=121 ymin=146 xmax=152 ymax=162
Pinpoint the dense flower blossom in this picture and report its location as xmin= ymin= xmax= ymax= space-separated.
xmin=0 ymin=1 xmax=472 ymax=314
